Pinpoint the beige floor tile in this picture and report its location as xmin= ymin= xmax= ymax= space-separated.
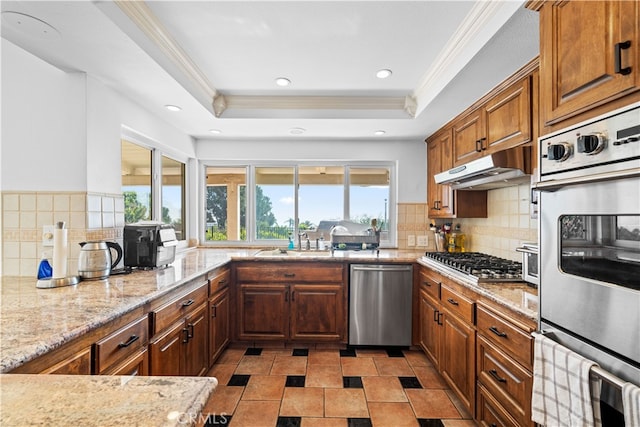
xmin=373 ymin=357 xmax=415 ymax=376
xmin=279 ymin=387 xmax=325 ymax=417
xmin=412 ymin=365 xmax=449 ymax=389
xmin=235 ymin=354 xmax=275 ymax=375
xmin=368 ymin=402 xmax=419 ymax=427
xmin=403 ymin=350 xmax=432 ymax=367
xmin=231 ymin=400 xmax=280 ymax=426
xmin=308 ymin=349 xmax=341 ymax=365
xmin=242 ymin=375 xmax=286 ymax=401
xmin=306 ymin=364 xmax=343 ymax=388
xmin=405 ymin=389 xmax=462 ymax=419
xmin=201 ymin=385 xmax=243 ymax=415
xmin=340 ymin=357 xmax=378 ymax=377
xmin=206 ymin=363 xmax=236 ymax=385
xmin=324 ymin=388 xmax=369 ymax=418
xmin=302 ymin=417 xmax=348 ymax=427
xmin=271 ymin=355 xmax=307 ymax=375
xmin=362 ymin=376 xmax=408 ymax=402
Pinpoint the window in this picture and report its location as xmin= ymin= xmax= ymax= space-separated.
xmin=203 ymin=163 xmax=394 ymax=246
xmin=121 ymin=140 xmax=187 ymax=240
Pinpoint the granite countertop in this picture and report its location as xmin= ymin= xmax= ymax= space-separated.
xmin=0 ymin=374 xmax=218 ymax=427
xmin=232 ymin=248 xmax=426 ymax=262
xmin=416 ymin=257 xmax=538 ymax=322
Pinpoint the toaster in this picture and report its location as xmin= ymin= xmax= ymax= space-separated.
xmin=123 ymin=222 xmax=178 ymax=268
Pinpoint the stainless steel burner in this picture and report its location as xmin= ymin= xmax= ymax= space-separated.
xmin=421 ymin=251 xmax=523 ymax=284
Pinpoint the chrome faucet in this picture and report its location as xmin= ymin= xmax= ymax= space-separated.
xmin=298 ymin=232 xmax=307 ymax=250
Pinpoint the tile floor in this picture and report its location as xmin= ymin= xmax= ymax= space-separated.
xmin=201 ymin=345 xmax=478 ymax=427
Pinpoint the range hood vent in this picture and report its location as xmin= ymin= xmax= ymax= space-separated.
xmin=434 ymin=146 xmax=532 ymax=190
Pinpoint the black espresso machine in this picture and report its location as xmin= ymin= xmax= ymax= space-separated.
xmin=123 ymin=222 xmax=178 ymax=269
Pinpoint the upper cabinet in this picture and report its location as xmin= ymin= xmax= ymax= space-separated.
xmin=453 ymin=75 xmax=534 ymax=167
xmin=528 ymin=0 xmax=640 ymax=130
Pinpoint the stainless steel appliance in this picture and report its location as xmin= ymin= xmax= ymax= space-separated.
xmin=516 ymin=242 xmax=538 ymax=286
xmin=123 ymin=222 xmax=177 ymax=269
xmin=349 ymin=264 xmax=412 ymax=346
xmin=77 ymin=241 xmax=123 ymax=280
xmin=536 ymin=102 xmax=640 ymax=418
xmin=421 ymin=252 xmax=523 ymax=285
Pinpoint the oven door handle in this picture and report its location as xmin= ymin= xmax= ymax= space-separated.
xmin=534 ymin=168 xmax=640 ymax=192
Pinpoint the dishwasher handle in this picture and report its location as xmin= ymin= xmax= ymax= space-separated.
xmin=350 ymin=264 xmax=413 ymax=272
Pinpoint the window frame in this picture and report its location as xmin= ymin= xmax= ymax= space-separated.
xmin=199 ymin=160 xmax=396 ymax=247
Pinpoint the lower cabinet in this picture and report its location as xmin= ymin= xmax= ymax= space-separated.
xmin=93 ymin=315 xmax=149 ymax=375
xmin=209 ymin=287 xmax=230 ymax=366
xmin=39 ymin=346 xmax=92 ymax=375
xmin=149 ymin=281 xmax=209 ymax=376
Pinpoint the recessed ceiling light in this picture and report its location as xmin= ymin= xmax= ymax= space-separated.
xmin=289 ymin=127 xmax=306 ymax=135
xmin=209 ymin=129 xmax=222 ymax=134
xmin=165 ymin=104 xmax=182 ymax=112
xmin=1 ymin=12 xmax=60 ymax=40
xmin=376 ymin=69 xmax=392 ymax=79
xmin=275 ymin=77 xmax=291 ymax=87
xmin=374 ymin=130 xmax=386 ymax=135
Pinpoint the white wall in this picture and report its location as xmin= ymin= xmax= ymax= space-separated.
xmin=196 ymin=138 xmax=427 ymax=203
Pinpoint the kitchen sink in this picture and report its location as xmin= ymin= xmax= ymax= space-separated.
xmin=255 ymin=249 xmax=333 ymax=257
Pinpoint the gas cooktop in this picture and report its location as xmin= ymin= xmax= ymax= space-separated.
xmin=421 ymin=251 xmax=523 ymax=284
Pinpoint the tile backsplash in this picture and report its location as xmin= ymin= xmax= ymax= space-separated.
xmin=2 ymin=191 xmax=124 ymax=277
xmin=398 ymin=183 xmax=537 ymax=260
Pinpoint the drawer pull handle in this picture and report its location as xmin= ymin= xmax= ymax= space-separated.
xmin=211 ymin=304 xmax=217 ymax=318
xmin=218 ymin=279 xmax=227 ymax=285
xmin=284 ymin=273 xmax=295 ymax=278
xmin=118 ymin=335 xmax=139 ymax=348
xmin=433 ymin=309 xmax=439 ymax=322
xmin=423 ymin=281 xmax=431 ymax=287
xmin=489 ymin=326 xmax=507 ymax=338
xmin=182 ymin=299 xmax=195 ymax=307
xmin=489 ymin=369 xmax=507 ymax=383
xmin=447 ymin=298 xmax=459 ymax=306
xmin=285 ymin=290 xmax=289 ymax=302
xmin=437 ymin=312 xmax=443 ymax=326
xmin=182 ymin=328 xmax=189 ymax=343
xmin=291 ymin=291 xmax=295 ymax=301
xmin=615 ymin=40 xmax=632 ymax=75
xmin=187 ymin=323 xmax=195 ymax=339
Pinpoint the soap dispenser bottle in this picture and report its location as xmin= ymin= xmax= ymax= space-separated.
xmin=288 ymin=234 xmax=295 ymax=250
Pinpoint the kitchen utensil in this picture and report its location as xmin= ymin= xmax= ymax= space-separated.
xmin=78 ymin=241 xmax=123 ymax=280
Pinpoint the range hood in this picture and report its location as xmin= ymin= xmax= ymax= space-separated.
xmin=434 ymin=146 xmax=532 ymax=190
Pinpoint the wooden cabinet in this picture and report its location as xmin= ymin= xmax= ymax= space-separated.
xmin=453 ymin=76 xmax=533 ymax=166
xmin=419 ymin=288 xmax=441 ymax=369
xmin=93 ymin=315 xmax=149 ymax=375
xmin=235 ymin=262 xmax=346 ymax=343
xmin=426 ymin=129 xmax=488 ymax=219
xmin=529 ymin=0 xmax=640 ymax=129
xmin=39 ymin=347 xmax=92 ymax=375
xmin=149 ymin=280 xmax=209 ymax=376
xmin=208 ymin=267 xmax=231 ymax=366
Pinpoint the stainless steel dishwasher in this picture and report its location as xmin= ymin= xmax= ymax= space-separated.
xmin=349 ymin=264 xmax=413 ymax=346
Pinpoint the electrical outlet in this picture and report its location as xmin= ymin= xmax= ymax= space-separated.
xmin=407 ymin=235 xmax=416 ymax=247
xmin=42 ymin=225 xmax=54 ymax=247
xmin=417 ymin=235 xmax=429 ymax=247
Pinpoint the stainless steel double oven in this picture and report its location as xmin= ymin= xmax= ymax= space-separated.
xmin=536 ymin=102 xmax=640 ymax=418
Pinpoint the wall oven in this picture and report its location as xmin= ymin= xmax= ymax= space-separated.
xmin=536 ymin=102 xmax=640 ymax=419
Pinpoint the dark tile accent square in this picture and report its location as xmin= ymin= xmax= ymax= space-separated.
xmin=227 ymin=374 xmax=250 ymax=386
xmin=399 ymin=376 xmax=423 ymax=389
xmin=285 ymin=375 xmax=305 ymax=387
xmin=205 ymin=414 xmax=232 ymax=426
xmin=348 ymin=418 xmax=373 ymax=427
xmin=277 ymin=416 xmax=302 ymax=427
xmin=386 ymin=348 xmax=405 ymax=357
xmin=418 ymin=419 xmax=444 ymax=427
xmin=343 ymin=376 xmax=364 ymax=388
xmin=244 ymin=347 xmax=262 ymax=356
xmin=340 ymin=348 xmax=357 ymax=357
xmin=292 ymin=348 xmax=309 ymax=356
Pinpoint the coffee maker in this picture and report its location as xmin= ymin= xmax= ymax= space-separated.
xmin=123 ymin=222 xmax=177 ymax=268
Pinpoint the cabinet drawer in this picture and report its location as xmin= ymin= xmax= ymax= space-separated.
xmin=236 ymin=263 xmax=343 ymax=283
xmin=209 ymin=268 xmax=231 ymax=294
xmin=152 ymin=284 xmax=208 ymax=334
xmin=94 ymin=316 xmax=149 ymax=375
xmin=441 ymin=285 xmax=474 ymax=324
xmin=477 ymin=336 xmax=532 ymax=427
xmin=419 ymin=268 xmax=441 ymax=299
xmin=477 ymin=305 xmax=533 ymax=369
xmin=477 ymin=384 xmax=520 ymax=427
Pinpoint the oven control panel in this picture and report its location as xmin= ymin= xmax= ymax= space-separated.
xmin=540 ymin=103 xmax=640 ymax=179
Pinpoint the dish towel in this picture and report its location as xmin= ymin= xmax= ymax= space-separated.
xmin=531 ymin=332 xmax=602 ymax=427
xmin=623 ymin=381 xmax=640 ymax=427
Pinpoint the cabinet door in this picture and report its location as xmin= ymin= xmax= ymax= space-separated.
xmin=290 ymin=284 xmax=344 ymax=341
xmin=103 ymin=348 xmax=149 ymax=376
xmin=149 ymin=320 xmax=185 ymax=376
xmin=238 ymin=284 xmax=289 ymax=340
xmin=427 ymin=130 xmax=453 ymax=218
xmin=209 ymin=287 xmax=230 ymax=366
xmin=440 ymin=312 xmax=476 ymax=417
xmin=453 ymin=108 xmax=485 ymax=166
xmin=183 ymin=302 xmax=209 ymax=377
xmin=39 ymin=346 xmax=92 ymax=375
xmin=484 ymin=77 xmax=532 ymax=152
xmin=419 ymin=289 xmax=441 ymax=368
xmin=539 ymin=0 xmax=638 ymax=125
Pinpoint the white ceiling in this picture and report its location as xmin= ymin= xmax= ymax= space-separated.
xmin=1 ymin=1 xmax=539 ymax=143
